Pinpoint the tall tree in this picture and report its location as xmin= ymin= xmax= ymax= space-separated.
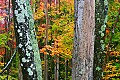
xmin=12 ymin=0 xmax=42 ymax=79
xmin=72 ymin=0 xmax=95 ymax=80
xmin=44 ymin=0 xmax=49 ymax=80
xmin=93 ymin=0 xmax=108 ymax=79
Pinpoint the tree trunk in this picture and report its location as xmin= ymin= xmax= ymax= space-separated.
xmin=12 ymin=0 xmax=42 ymax=79
xmin=72 ymin=0 xmax=95 ymax=80
xmin=54 ymin=55 xmax=59 ymax=80
xmin=65 ymin=59 xmax=68 ymax=80
xmin=44 ymin=0 xmax=49 ymax=80
xmin=93 ymin=0 xmax=108 ymax=79
xmin=18 ymin=62 xmax=23 ymax=80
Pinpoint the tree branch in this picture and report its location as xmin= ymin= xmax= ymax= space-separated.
xmin=0 ymin=46 xmax=18 ymax=75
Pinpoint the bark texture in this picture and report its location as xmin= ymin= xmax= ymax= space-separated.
xmin=93 ymin=0 xmax=108 ymax=79
xmin=12 ymin=0 xmax=42 ymax=80
xmin=44 ymin=0 xmax=48 ymax=79
xmin=72 ymin=0 xmax=95 ymax=80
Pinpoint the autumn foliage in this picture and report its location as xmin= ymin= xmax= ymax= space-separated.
xmin=0 ymin=0 xmax=120 ymax=79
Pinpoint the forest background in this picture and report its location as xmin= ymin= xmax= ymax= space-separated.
xmin=0 ymin=0 xmax=120 ymax=80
